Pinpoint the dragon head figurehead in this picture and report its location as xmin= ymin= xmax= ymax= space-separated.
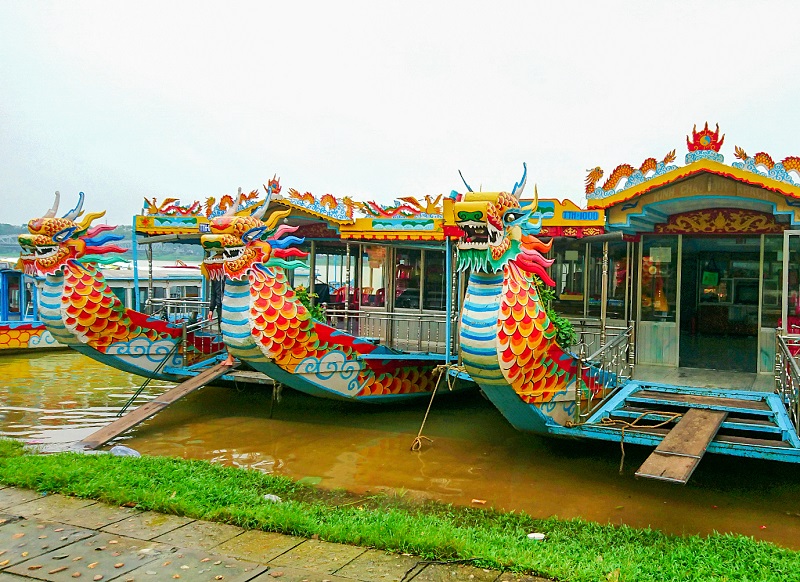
xmin=449 ymin=164 xmax=555 ymax=286
xmin=201 ymin=182 xmax=307 ymax=281
xmin=19 ymin=191 xmax=125 ymax=276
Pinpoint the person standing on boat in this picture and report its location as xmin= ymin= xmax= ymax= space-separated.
xmin=209 ymin=277 xmax=224 ymax=330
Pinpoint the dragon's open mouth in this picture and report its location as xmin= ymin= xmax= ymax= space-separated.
xmin=456 ymin=221 xmax=502 ymax=250
xmin=19 ymin=245 xmax=57 ymax=260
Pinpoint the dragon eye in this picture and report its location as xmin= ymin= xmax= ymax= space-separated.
xmin=53 ymin=226 xmax=76 ymax=243
xmin=504 ymin=212 xmax=520 ymax=223
xmin=242 ymin=226 xmax=267 ymax=243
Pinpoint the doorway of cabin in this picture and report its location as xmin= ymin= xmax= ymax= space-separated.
xmin=678 ymin=236 xmax=760 ymax=372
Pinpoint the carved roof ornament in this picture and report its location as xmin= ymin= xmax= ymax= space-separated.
xmin=686 ymin=122 xmax=725 ymax=164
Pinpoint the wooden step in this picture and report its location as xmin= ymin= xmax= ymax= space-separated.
xmin=635 ymin=408 xmax=728 ymax=484
xmin=610 ymin=407 xmax=783 ymax=435
xmin=627 ymin=390 xmax=772 ymax=416
xmin=75 ymin=362 xmax=238 ymax=451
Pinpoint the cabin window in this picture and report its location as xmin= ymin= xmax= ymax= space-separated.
xmin=640 ymin=236 xmax=678 ymax=322
xmin=360 ymin=245 xmax=386 ymax=307
xmin=762 ymin=235 xmax=783 ymax=329
xmin=422 ymin=250 xmax=446 ymax=311
xmin=586 ymin=240 xmax=629 ymax=321
xmin=394 ymin=249 xmax=421 ymax=310
xmin=3 ymin=273 xmax=21 ymax=321
xmin=551 ymin=239 xmax=586 ymax=317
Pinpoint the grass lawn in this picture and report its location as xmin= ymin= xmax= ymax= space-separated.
xmin=0 ymin=438 xmax=797 ymax=581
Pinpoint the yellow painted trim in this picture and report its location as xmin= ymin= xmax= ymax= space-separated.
xmin=587 ymin=158 xmax=800 ymax=210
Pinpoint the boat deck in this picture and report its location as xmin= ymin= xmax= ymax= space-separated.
xmin=633 ymin=365 xmax=774 ymax=393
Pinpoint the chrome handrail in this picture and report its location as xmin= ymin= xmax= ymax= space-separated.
xmin=575 ymin=324 xmax=635 ymax=422
xmin=775 ymin=332 xmax=800 ymax=436
xmin=322 ymin=306 xmax=450 ymax=355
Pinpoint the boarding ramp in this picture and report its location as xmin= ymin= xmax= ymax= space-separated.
xmin=74 ymin=361 xmax=238 ymax=451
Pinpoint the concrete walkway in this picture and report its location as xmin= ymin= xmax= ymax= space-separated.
xmin=0 ymin=487 xmax=547 ymax=582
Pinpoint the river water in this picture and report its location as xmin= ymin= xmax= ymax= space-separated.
xmin=3 ymin=350 xmax=800 ymax=549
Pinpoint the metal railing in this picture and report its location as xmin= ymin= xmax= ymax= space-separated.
xmin=323 ymin=306 xmax=451 ymax=354
xmin=574 ymin=324 xmax=635 ymax=422
xmin=775 ymin=332 xmax=800 ymax=436
xmin=146 ymin=297 xmax=210 ymax=322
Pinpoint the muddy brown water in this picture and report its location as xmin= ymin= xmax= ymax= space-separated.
xmin=3 ymin=351 xmax=800 ymax=549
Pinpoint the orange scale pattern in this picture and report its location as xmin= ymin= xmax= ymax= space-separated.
xmin=248 ymin=269 xmax=437 ymax=397
xmin=498 ymin=263 xmax=567 ymax=403
xmin=62 ymin=263 xmax=167 ymax=350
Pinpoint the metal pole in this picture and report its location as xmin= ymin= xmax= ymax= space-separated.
xmin=345 ymin=242 xmax=351 ymax=329
xmin=132 ymin=216 xmax=140 ymax=311
xmin=147 ymin=245 xmax=153 ymax=315
xmin=445 ymin=237 xmax=452 ymax=363
xmin=600 ymin=240 xmax=609 ymax=347
xmin=309 ymin=240 xmax=316 ymax=305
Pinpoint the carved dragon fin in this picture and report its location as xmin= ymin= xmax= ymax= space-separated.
xmin=44 ymin=191 xmax=60 ymax=218
xmin=458 ymin=170 xmax=474 ymax=193
xmin=63 ymin=191 xmax=85 ymax=221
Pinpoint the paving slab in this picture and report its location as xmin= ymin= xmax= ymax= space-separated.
xmin=213 ymin=530 xmax=305 ymax=564
xmin=0 ymin=519 xmax=95 ymax=570
xmin=409 ymin=562 xmax=500 ymax=582
xmin=152 ymin=519 xmax=244 ymax=550
xmin=271 ymin=539 xmax=366 ymax=574
xmin=250 ymin=565 xmax=356 ymax=581
xmin=333 ymin=549 xmax=425 ymax=582
xmin=99 ymin=511 xmax=193 ymax=541
xmin=9 ymin=495 xmax=97 ymax=522
xmin=5 ymin=531 xmax=172 ymax=581
xmin=123 ymin=546 xmax=267 ymax=581
xmin=0 ymin=489 xmax=43 ymax=511
xmin=51 ymin=503 xmax=142 ymax=531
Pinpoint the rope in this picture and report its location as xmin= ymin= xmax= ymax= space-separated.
xmin=410 ymin=363 xmax=465 ymax=452
xmin=584 ymin=410 xmax=683 ymax=474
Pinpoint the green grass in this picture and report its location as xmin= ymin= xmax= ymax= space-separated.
xmin=0 ymin=439 xmax=797 ymax=582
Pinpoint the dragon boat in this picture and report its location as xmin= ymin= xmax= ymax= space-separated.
xmin=18 ymin=191 xmax=226 ymax=381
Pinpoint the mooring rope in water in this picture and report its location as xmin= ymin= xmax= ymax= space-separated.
xmin=410 ymin=363 xmax=465 ymax=452
xmin=596 ymin=410 xmax=683 ymax=474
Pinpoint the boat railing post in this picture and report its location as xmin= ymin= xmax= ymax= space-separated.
xmin=575 ymin=338 xmax=587 ymax=424
xmin=775 ymin=327 xmax=783 ymax=397
xmin=180 ymin=321 xmax=187 ymax=362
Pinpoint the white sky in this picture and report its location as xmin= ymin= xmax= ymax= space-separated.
xmin=2 ymin=1 xmax=800 ymax=226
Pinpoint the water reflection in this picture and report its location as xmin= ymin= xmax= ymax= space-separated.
xmin=2 ymin=351 xmax=800 ymax=548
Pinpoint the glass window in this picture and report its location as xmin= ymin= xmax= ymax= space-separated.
xmin=395 ymin=249 xmax=421 ymax=309
xmin=640 ymin=236 xmax=678 ymax=322
xmin=761 ymin=236 xmax=781 ymax=329
xmin=551 ymin=239 xmax=586 ymax=317
xmin=361 ymin=245 xmax=386 ymax=307
xmin=423 ymin=250 xmax=446 ymax=311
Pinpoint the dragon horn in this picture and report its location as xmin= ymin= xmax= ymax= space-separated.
xmin=63 ymin=191 xmax=85 ymax=221
xmin=44 ymin=191 xmax=60 ymax=218
xmin=223 ymin=187 xmax=242 ymax=217
xmin=252 ymin=185 xmax=272 ymax=221
xmin=458 ymin=170 xmax=474 ymax=193
xmin=533 ymin=184 xmax=539 ymax=207
xmin=512 ymin=162 xmax=527 ymax=199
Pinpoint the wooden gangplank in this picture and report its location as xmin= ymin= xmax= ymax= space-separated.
xmin=75 ymin=362 xmax=237 ymax=451
xmin=635 ymin=408 xmax=728 ymax=484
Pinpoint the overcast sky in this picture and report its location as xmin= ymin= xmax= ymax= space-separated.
xmin=2 ymin=1 xmax=799 ymax=226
